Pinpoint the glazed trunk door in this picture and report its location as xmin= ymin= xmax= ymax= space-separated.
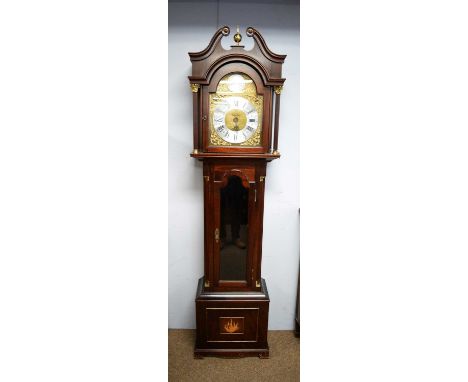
xmin=212 ymin=176 xmax=257 ymax=291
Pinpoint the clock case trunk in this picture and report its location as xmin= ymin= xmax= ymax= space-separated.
xmin=188 ymin=26 xmax=286 ymax=358
xmin=202 ymin=158 xmax=267 ymax=292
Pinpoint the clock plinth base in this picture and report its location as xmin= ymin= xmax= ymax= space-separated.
xmin=194 ymin=277 xmax=270 ymax=359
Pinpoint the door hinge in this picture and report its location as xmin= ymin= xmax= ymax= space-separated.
xmin=214 ymin=228 xmax=219 ymax=243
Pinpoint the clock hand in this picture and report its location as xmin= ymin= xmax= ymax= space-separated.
xmin=233 ymin=115 xmax=239 ymax=130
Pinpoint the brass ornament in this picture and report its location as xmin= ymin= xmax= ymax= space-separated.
xmin=233 ymin=32 xmax=242 ymax=44
xmin=204 ymin=280 xmax=210 ymax=288
xmin=259 ymin=176 xmax=265 ymax=182
xmin=274 ymin=85 xmax=283 ymax=95
xmin=256 ymin=280 xmax=261 ymax=288
xmin=272 ymin=150 xmax=280 ymax=155
xmin=192 ymin=149 xmax=199 ymax=154
xmin=190 ymin=83 xmax=200 ymax=93
xmin=233 ymin=25 xmax=242 ymax=45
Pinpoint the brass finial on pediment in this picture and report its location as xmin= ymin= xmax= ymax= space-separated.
xmin=233 ymin=25 xmax=242 ymax=45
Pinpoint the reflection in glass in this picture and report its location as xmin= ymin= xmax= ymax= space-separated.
xmin=219 ymin=176 xmax=248 ymax=281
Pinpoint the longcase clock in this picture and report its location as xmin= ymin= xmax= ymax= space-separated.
xmin=188 ymin=26 xmax=286 ymax=358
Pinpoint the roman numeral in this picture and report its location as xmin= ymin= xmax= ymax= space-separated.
xmin=215 ymin=116 xmax=223 ymax=123
xmin=246 ymin=126 xmax=254 ymax=132
xmin=249 ymin=118 xmax=256 ymax=122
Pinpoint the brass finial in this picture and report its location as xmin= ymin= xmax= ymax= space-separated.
xmin=233 ymin=25 xmax=242 ymax=45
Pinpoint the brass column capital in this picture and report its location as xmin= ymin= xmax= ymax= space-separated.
xmin=190 ymin=83 xmax=200 ymax=93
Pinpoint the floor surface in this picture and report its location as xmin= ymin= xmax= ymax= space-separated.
xmin=168 ymin=329 xmax=300 ymax=382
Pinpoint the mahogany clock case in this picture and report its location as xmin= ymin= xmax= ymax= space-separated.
xmin=188 ymin=26 xmax=287 ymax=358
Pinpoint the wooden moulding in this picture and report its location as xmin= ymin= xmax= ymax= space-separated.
xmin=190 ymin=152 xmax=280 ymax=161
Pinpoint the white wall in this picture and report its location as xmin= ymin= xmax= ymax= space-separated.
xmin=168 ymin=0 xmax=300 ymax=329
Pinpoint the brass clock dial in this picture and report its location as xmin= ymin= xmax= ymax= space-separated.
xmin=209 ymin=73 xmax=263 ymax=146
xmin=212 ymin=96 xmax=259 ymax=144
